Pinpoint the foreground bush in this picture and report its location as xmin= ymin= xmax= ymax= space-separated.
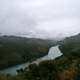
xmin=0 ymin=56 xmax=80 ymax=80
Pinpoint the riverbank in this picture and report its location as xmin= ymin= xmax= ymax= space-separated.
xmin=0 ymin=45 xmax=62 ymax=75
xmin=0 ymin=36 xmax=55 ymax=70
xmin=0 ymin=51 xmax=79 ymax=80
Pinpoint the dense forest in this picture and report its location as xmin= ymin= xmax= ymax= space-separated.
xmin=0 ymin=34 xmax=80 ymax=80
xmin=0 ymin=35 xmax=55 ymax=69
xmin=59 ymin=33 xmax=80 ymax=58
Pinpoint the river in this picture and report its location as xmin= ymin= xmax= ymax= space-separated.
xmin=0 ymin=45 xmax=62 ymax=75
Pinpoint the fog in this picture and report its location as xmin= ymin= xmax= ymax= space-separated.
xmin=0 ymin=0 xmax=80 ymax=39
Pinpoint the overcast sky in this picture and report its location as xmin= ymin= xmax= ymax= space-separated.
xmin=0 ymin=0 xmax=80 ymax=39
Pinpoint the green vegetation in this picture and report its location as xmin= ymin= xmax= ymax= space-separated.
xmin=0 ymin=35 xmax=55 ymax=69
xmin=59 ymin=33 xmax=80 ymax=58
xmin=0 ymin=34 xmax=80 ymax=80
xmin=0 ymin=55 xmax=80 ymax=80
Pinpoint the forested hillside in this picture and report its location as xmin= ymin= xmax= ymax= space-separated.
xmin=59 ymin=33 xmax=80 ymax=58
xmin=0 ymin=35 xmax=55 ymax=69
xmin=0 ymin=34 xmax=80 ymax=80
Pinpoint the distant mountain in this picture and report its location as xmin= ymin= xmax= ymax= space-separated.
xmin=59 ymin=33 xmax=80 ymax=58
xmin=0 ymin=35 xmax=56 ymax=69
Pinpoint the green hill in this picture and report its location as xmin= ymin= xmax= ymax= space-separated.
xmin=59 ymin=33 xmax=80 ymax=58
xmin=0 ymin=35 xmax=55 ymax=69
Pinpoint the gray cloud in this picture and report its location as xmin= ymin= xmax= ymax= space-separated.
xmin=0 ymin=0 xmax=80 ymax=39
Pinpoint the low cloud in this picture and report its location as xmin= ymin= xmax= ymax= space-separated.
xmin=0 ymin=0 xmax=80 ymax=39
